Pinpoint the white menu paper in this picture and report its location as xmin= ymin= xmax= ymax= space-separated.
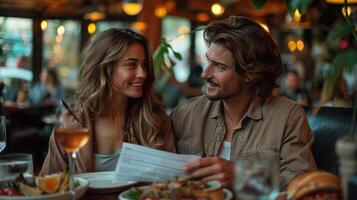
xmin=113 ymin=143 xmax=200 ymax=183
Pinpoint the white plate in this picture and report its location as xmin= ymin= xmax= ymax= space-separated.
xmin=75 ymin=171 xmax=136 ymax=194
xmin=118 ymin=186 xmax=233 ymax=200
xmin=0 ymin=177 xmax=89 ymax=200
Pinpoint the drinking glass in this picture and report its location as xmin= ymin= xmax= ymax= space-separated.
xmin=0 ymin=154 xmax=33 ymax=181
xmin=53 ymin=103 xmax=90 ymax=200
xmin=234 ymin=158 xmax=280 ymax=200
xmin=0 ymin=116 xmax=6 ymax=152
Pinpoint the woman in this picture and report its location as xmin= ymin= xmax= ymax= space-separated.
xmin=40 ymin=29 xmax=176 ymax=175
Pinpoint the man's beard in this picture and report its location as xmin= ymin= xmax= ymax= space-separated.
xmin=206 ymin=92 xmax=236 ymax=101
xmin=204 ymin=79 xmax=235 ymax=101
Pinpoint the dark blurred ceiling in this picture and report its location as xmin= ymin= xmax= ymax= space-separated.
xmin=0 ymin=0 xmax=287 ymax=22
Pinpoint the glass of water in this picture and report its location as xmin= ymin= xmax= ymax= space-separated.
xmin=234 ymin=158 xmax=280 ymax=200
xmin=0 ymin=116 xmax=6 ymax=152
xmin=0 ymin=154 xmax=33 ymax=181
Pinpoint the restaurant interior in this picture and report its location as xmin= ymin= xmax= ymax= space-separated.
xmin=0 ymin=0 xmax=357 ymax=199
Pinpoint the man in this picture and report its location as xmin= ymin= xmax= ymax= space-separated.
xmin=170 ymin=16 xmax=316 ymax=188
xmin=280 ymin=70 xmax=309 ymax=105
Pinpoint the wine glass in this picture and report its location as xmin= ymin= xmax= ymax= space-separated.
xmin=53 ymin=103 xmax=90 ymax=200
xmin=234 ymin=158 xmax=280 ymax=200
xmin=0 ymin=116 xmax=6 ymax=153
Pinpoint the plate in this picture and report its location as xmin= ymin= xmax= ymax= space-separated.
xmin=118 ymin=186 xmax=233 ymax=200
xmin=75 ymin=171 xmax=136 ymax=194
xmin=0 ymin=177 xmax=88 ymax=200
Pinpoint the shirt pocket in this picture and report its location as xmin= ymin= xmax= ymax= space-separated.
xmin=176 ymin=140 xmax=204 ymax=156
xmin=239 ymin=148 xmax=280 ymax=161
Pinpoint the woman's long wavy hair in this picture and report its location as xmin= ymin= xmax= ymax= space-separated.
xmin=72 ymin=28 xmax=166 ymax=148
xmin=204 ymin=16 xmax=283 ymax=98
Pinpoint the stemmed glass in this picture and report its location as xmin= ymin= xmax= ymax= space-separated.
xmin=53 ymin=103 xmax=90 ymax=200
xmin=0 ymin=116 xmax=6 ymax=153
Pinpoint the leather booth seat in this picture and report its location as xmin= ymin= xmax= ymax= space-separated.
xmin=307 ymin=106 xmax=356 ymax=175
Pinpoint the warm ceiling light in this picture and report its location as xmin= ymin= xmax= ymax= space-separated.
xmin=326 ymin=0 xmax=357 ymax=4
xmin=131 ymin=21 xmax=147 ymax=32
xmin=41 ymin=20 xmax=47 ymax=31
xmin=84 ymin=11 xmax=106 ymax=21
xmin=296 ymin=40 xmax=304 ymax=51
xmin=288 ymin=40 xmax=296 ymax=52
xmin=88 ymin=23 xmax=96 ymax=34
xmin=57 ymin=26 xmax=65 ymax=35
xmin=342 ymin=6 xmax=352 ymax=16
xmin=211 ymin=3 xmax=224 ymax=16
xmin=196 ymin=13 xmax=209 ymax=22
xmin=178 ymin=26 xmax=190 ymax=35
xmin=155 ymin=6 xmax=167 ymax=18
xmin=122 ymin=0 xmax=143 ymax=16
xmin=294 ymin=9 xmax=301 ymax=22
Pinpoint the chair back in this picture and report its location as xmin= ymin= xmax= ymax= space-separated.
xmin=307 ymin=106 xmax=356 ymax=174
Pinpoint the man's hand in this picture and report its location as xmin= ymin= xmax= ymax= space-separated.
xmin=183 ymin=157 xmax=234 ymax=188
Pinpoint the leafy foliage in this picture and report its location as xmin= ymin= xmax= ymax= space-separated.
xmin=252 ymin=0 xmax=267 ymax=9
xmin=327 ymin=23 xmax=355 ymax=42
xmin=125 ymin=188 xmax=142 ymax=200
xmin=285 ymin=0 xmax=313 ymax=16
xmin=152 ymin=37 xmax=182 ymax=92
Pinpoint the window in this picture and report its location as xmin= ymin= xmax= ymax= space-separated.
xmin=42 ymin=19 xmax=80 ymax=89
xmin=0 ymin=17 xmax=33 ymax=99
xmin=162 ymin=16 xmax=191 ymax=82
xmin=195 ymin=26 xmax=207 ymax=69
xmin=0 ymin=17 xmax=33 ymax=78
xmin=96 ymin=21 xmax=131 ymax=33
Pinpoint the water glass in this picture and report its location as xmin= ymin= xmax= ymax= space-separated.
xmin=0 ymin=116 xmax=6 ymax=152
xmin=0 ymin=154 xmax=33 ymax=181
xmin=234 ymin=158 xmax=280 ymax=200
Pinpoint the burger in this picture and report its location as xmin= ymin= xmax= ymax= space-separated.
xmin=287 ymin=171 xmax=342 ymax=200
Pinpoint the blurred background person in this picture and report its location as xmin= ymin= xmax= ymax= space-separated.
xmin=28 ymin=67 xmax=64 ymax=106
xmin=319 ymin=74 xmax=352 ymax=108
xmin=280 ymin=70 xmax=309 ymax=106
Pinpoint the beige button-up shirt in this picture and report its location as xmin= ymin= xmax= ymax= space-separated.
xmin=170 ymin=95 xmax=316 ymax=187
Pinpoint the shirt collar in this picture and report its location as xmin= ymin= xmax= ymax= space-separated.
xmin=209 ymin=95 xmax=263 ymax=121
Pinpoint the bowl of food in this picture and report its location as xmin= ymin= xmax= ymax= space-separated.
xmin=118 ymin=177 xmax=232 ymax=200
xmin=0 ymin=172 xmax=89 ymax=200
xmin=287 ymin=171 xmax=342 ymax=200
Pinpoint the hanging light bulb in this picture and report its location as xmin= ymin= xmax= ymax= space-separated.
xmin=155 ymin=6 xmax=167 ymax=18
xmin=88 ymin=23 xmax=96 ymax=34
xmin=122 ymin=0 xmax=143 ymax=16
xmin=196 ymin=13 xmax=209 ymax=22
xmin=326 ymin=0 xmax=357 ymax=4
xmin=288 ymin=40 xmax=297 ymax=52
xmin=294 ymin=9 xmax=301 ymax=22
xmin=131 ymin=21 xmax=147 ymax=32
xmin=41 ymin=20 xmax=48 ymax=31
xmin=211 ymin=2 xmax=225 ymax=16
xmin=296 ymin=40 xmax=304 ymax=51
xmin=84 ymin=11 xmax=106 ymax=21
xmin=342 ymin=6 xmax=352 ymax=16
